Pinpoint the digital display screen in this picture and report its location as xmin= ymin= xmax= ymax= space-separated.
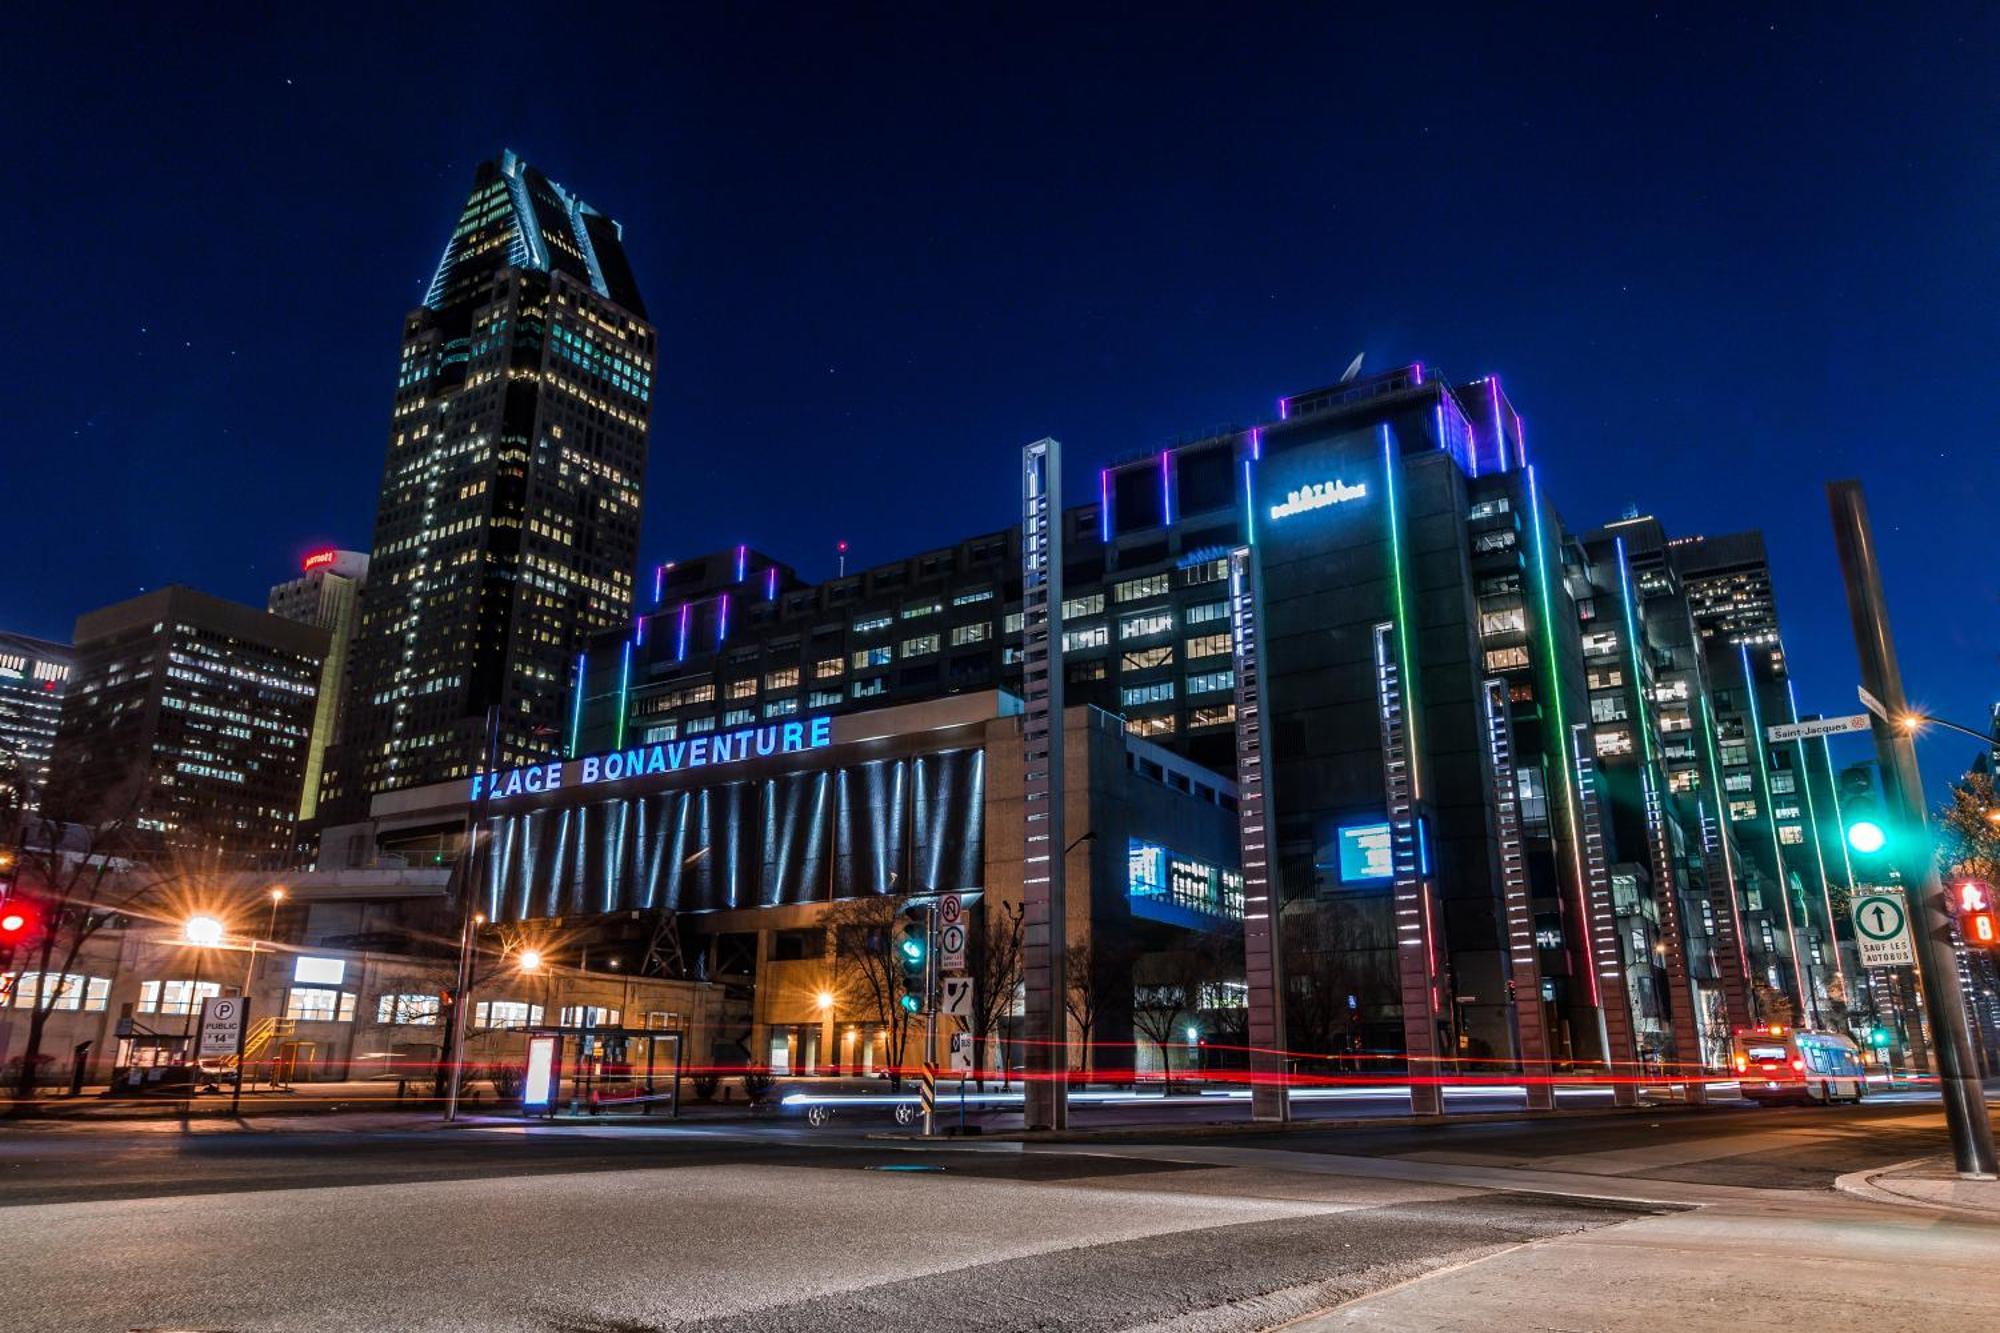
xmin=1337 ymin=823 xmax=1395 ymax=884
xmin=523 ymin=1036 xmax=558 ymax=1108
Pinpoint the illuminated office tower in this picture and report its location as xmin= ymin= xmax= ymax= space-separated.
xmin=269 ymin=549 xmax=369 ymax=824
xmin=0 ymin=631 xmax=72 ymax=814
xmin=44 ymin=587 xmax=325 ymax=868
xmin=322 ymin=151 xmax=654 ymax=827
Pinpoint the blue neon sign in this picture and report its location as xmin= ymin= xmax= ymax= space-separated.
xmin=470 ymin=715 xmax=834 ymax=802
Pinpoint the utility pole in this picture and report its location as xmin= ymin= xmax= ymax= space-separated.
xmin=1827 ymin=480 xmax=1996 ymax=1178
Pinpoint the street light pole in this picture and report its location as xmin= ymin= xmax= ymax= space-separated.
xmin=445 ymin=705 xmax=504 ymax=1124
xmin=1828 ymin=480 xmax=1996 ymax=1178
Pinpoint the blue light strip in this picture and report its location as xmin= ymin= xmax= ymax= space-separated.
xmin=675 ymin=603 xmax=690 ymax=661
xmin=1160 ymin=451 xmax=1173 ymax=526
xmin=1099 ymin=468 xmax=1112 ymax=543
xmin=567 ymin=653 xmax=586 ymax=758
xmin=718 ymin=593 xmax=731 ymax=645
xmin=735 ymin=545 xmax=747 ymax=583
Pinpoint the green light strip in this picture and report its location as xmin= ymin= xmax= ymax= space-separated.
xmin=1614 ymin=540 xmax=1657 ymax=766
xmin=1787 ymin=683 xmax=1848 ymax=1001
xmin=1381 ymin=426 xmax=1421 ymax=799
xmin=1527 ymin=464 xmax=1596 ymax=1000
xmin=614 ymin=641 xmax=632 ymax=750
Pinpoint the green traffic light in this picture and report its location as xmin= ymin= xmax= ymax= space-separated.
xmin=899 ymin=937 xmax=924 ymax=962
xmin=898 ymin=993 xmax=920 ymax=1013
xmin=1846 ymin=820 xmax=1887 ymax=854
xmin=1868 ymin=1027 xmax=1893 ymax=1048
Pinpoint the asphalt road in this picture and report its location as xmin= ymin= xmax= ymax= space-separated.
xmin=3 ymin=1096 xmax=1994 ymax=1332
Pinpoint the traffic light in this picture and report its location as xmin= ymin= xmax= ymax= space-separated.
xmin=1845 ymin=819 xmax=1887 ymax=855
xmin=1957 ymin=881 xmax=1998 ymax=949
xmin=895 ymin=906 xmax=928 ymax=1015
xmin=1866 ymin=1026 xmax=1894 ymax=1049
xmin=0 ymin=901 xmax=36 ymax=970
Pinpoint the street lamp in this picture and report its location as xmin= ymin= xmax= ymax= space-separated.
xmin=816 ymin=989 xmax=835 ymax=1012
xmin=518 ymin=948 xmax=544 ymax=974
xmin=183 ymin=915 xmax=224 ymax=947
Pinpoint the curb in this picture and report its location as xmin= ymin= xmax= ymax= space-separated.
xmin=1832 ymin=1156 xmax=2000 ymax=1222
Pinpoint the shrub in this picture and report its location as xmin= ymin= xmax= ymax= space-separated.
xmin=692 ymin=1072 xmax=720 ymax=1101
xmin=486 ymin=1063 xmax=524 ymax=1101
xmin=740 ymin=1069 xmax=775 ymax=1103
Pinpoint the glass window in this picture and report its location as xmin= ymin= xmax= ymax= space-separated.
xmin=950 ymin=622 xmax=990 ymax=647
xmin=1113 ymin=573 xmax=1171 ymax=603
xmin=1004 ymin=611 xmax=1025 ymax=633
xmin=852 ymin=646 xmax=892 ymax=669
xmin=8 ymin=973 xmax=110 ymax=1012
xmin=1120 ymin=610 xmax=1174 ymax=640
xmin=684 ymin=715 xmax=717 ymax=734
xmin=1180 ymin=558 xmax=1227 ymax=587
xmin=1186 ymin=601 xmax=1229 ymax=626
xmin=139 ymin=979 xmax=220 ymax=1016
xmin=1778 ymin=825 xmax=1805 ymax=845
xmin=852 ymin=613 xmax=892 ymax=634
xmin=1189 ymin=703 xmax=1236 ymax=729
xmin=286 ymin=987 xmax=355 ymax=1022
xmin=376 ymin=993 xmax=441 ymax=1026
xmin=1061 ymin=593 xmax=1106 ymax=619
xmin=952 ymin=588 xmax=994 ymax=607
xmin=727 ymin=679 xmax=757 ymax=700
xmin=1126 ymin=715 xmax=1176 ymax=738
xmin=814 ymin=657 xmax=844 ymax=679
xmin=1185 ymin=632 xmax=1230 ymax=660
xmin=901 ymin=599 xmax=941 ymax=620
xmin=852 ymin=678 xmax=887 ymax=699
xmin=724 ymin=707 xmax=755 ymax=727
xmin=763 ymin=697 xmax=800 ymax=718
xmin=1484 ymin=646 xmax=1531 ymax=672
xmin=1186 ymin=669 xmax=1234 ymax=695
xmin=474 ymin=1000 xmax=544 ymax=1028
xmin=809 ymin=689 xmax=843 ymax=709
xmin=559 ymin=1005 xmax=621 ymax=1027
xmin=1121 ymin=646 xmax=1174 ymax=671
xmin=1122 ymin=680 xmax=1176 ymax=707
xmin=765 ymin=667 xmax=800 ymax=690
xmin=1595 ymin=728 xmax=1633 ymax=756
xmin=1062 ymin=624 xmax=1109 ymax=653
xmin=1479 ymin=606 xmax=1527 ymax=638
xmin=901 ymin=634 xmax=940 ymax=658
xmin=1590 ymin=694 xmax=1628 ymax=723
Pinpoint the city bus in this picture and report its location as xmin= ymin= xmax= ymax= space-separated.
xmin=1731 ymin=1025 xmax=1867 ymax=1105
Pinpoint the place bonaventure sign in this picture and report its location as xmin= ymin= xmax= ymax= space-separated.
xmin=469 ymin=715 xmax=834 ymax=802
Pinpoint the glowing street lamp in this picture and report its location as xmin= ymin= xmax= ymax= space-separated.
xmin=816 ymin=989 xmax=835 ymax=1012
xmin=517 ymin=948 xmax=544 ymax=974
xmin=183 ymin=915 xmax=225 ymax=947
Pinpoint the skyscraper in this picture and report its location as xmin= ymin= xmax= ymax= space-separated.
xmin=322 ymin=151 xmax=654 ymax=826
xmin=269 ymin=548 xmax=369 ymax=824
xmin=45 ymin=587 xmax=325 ymax=868
xmin=0 ymin=631 xmax=72 ymax=814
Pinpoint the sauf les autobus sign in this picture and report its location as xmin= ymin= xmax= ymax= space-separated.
xmin=469 ymin=716 xmax=834 ymax=801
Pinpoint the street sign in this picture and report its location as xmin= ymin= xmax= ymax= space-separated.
xmin=938 ymin=892 xmax=967 ymax=971
xmin=948 ymin=1031 xmax=974 ymax=1074
xmin=196 ymin=995 xmax=248 ymax=1059
xmin=1854 ymin=890 xmax=1915 ymax=968
xmin=940 ymin=974 xmax=974 ymax=1021
xmin=1858 ymin=686 xmax=1888 ymax=721
xmin=1767 ymin=714 xmax=1870 ymax=744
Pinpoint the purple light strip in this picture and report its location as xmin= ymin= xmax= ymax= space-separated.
xmin=1412 ymin=362 xmax=1424 ymax=385
xmin=1099 ymin=468 xmax=1111 ymax=543
xmin=1277 ymin=395 xmax=1289 ymax=421
xmin=765 ymin=566 xmax=778 ymax=600
xmin=676 ymin=603 xmax=690 ymax=661
xmin=652 ymin=563 xmax=664 ymax=604
xmin=734 ymin=544 xmax=747 ymax=583
xmin=634 ymin=612 xmax=646 ymax=646
xmin=1249 ymin=426 xmax=1261 ymax=460
xmin=718 ymin=592 xmax=731 ymax=644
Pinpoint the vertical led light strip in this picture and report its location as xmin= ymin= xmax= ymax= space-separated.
xmin=1787 ymin=680 xmax=1850 ymax=1006
xmin=567 ymin=652 xmax=586 ymax=758
xmin=765 ymin=566 xmax=779 ymax=601
xmin=1489 ymin=377 xmax=1510 ymax=472
xmin=1526 ymin=463 xmax=1595 ymax=999
xmin=675 ymin=603 xmax=690 ymax=662
xmin=1739 ymin=643 xmax=1811 ymax=1016
xmin=1241 ymin=458 xmax=1258 ymax=547
xmin=717 ymin=592 xmax=731 ymax=645
xmin=734 ymin=544 xmax=748 ymax=583
xmin=1098 ymin=468 xmax=1112 ymax=543
xmin=1380 ymin=425 xmax=1421 ymax=799
xmin=614 ymin=641 xmax=632 ymax=750
xmin=1159 ymin=450 xmax=1174 ymax=526
xmin=653 ymin=563 xmax=665 ymax=604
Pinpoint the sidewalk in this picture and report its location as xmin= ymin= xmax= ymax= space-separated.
xmin=1836 ymin=1156 xmax=2000 ymax=1218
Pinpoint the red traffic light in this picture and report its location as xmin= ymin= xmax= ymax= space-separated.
xmin=1967 ymin=910 xmax=1999 ymax=948
xmin=0 ymin=911 xmax=25 ymax=934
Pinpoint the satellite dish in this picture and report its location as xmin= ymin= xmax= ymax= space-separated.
xmin=1339 ymin=353 xmax=1365 ymax=384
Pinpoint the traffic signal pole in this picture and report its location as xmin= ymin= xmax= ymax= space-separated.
xmin=1828 ymin=480 xmax=1996 ymax=1178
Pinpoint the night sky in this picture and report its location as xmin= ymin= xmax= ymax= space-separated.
xmin=7 ymin=5 xmax=1997 ymax=783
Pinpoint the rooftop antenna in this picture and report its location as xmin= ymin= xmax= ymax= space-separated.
xmin=1339 ymin=352 xmax=1365 ymax=384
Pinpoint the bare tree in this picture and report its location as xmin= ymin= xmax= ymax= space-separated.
xmin=6 ymin=812 xmax=178 ymax=1101
xmin=967 ymin=899 xmax=1023 ymax=1089
xmin=1066 ymin=932 xmax=1134 ymax=1079
xmin=1129 ymin=971 xmax=1194 ymax=1094
xmin=825 ymin=894 xmax=916 ymax=1090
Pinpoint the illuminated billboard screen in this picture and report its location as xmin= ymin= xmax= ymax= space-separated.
xmin=1336 ymin=823 xmax=1394 ymax=884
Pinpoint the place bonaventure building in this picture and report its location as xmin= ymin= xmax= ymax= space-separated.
xmin=306 ymin=362 xmax=1866 ymax=1083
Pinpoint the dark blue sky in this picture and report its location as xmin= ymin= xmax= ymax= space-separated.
xmin=7 ymin=5 xmax=1997 ymax=779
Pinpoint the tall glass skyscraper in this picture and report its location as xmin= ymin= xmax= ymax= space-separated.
xmin=320 ymin=151 xmax=654 ymax=828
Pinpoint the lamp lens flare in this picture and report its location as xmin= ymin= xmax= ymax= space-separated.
xmin=183 ymin=915 xmax=225 ymax=946
xmin=1846 ymin=820 xmax=1887 ymax=854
